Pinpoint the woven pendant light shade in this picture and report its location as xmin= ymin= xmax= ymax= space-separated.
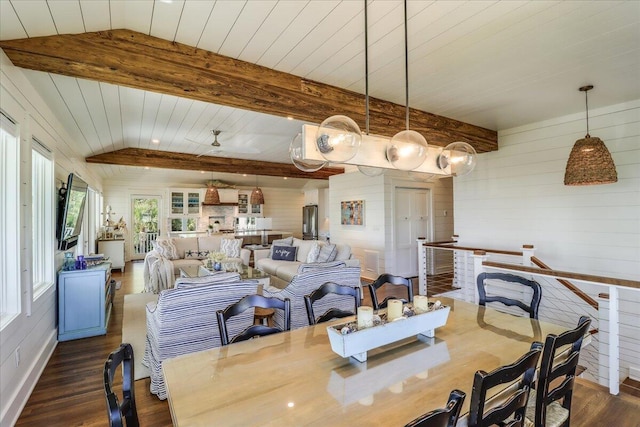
xmin=564 ymin=136 xmax=617 ymax=185
xmin=250 ymin=187 xmax=264 ymax=205
xmin=204 ymin=184 xmax=220 ymax=204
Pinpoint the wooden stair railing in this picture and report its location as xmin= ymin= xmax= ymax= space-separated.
xmin=530 ymin=256 xmax=599 ymax=310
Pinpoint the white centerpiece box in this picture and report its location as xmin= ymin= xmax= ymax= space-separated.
xmin=326 ymin=305 xmax=450 ymax=362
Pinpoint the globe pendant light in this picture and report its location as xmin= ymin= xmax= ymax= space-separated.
xmin=387 ymin=0 xmax=428 ymax=171
xmin=290 ymin=132 xmax=326 ymax=172
xmin=564 ymin=85 xmax=617 ymax=186
xmin=357 ymin=0 xmax=383 ymax=177
xmin=437 ymin=141 xmax=477 ymax=177
xmin=315 ymin=115 xmax=362 ymax=163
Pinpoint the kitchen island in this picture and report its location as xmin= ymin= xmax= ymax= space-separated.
xmin=168 ymin=230 xmax=292 ymax=246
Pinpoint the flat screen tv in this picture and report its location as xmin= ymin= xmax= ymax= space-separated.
xmin=57 ymin=173 xmax=89 ymax=251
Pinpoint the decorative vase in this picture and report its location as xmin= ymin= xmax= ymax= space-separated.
xmin=214 ymin=262 xmax=222 ymax=271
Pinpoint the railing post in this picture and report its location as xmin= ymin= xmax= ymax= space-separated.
xmin=521 ymin=244 xmax=535 ymax=267
xmin=472 ymin=250 xmax=488 ymax=304
xmin=417 ymin=238 xmax=427 ymax=295
xmin=609 ymin=286 xmax=620 ymax=395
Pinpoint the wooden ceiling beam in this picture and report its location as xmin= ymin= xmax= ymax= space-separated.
xmin=0 ymin=29 xmax=497 ymax=153
xmin=85 ymin=148 xmax=343 ymax=180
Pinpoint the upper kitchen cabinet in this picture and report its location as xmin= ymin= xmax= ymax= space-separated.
xmin=236 ymin=190 xmax=263 ymax=216
xmin=169 ymin=189 xmax=202 ymax=217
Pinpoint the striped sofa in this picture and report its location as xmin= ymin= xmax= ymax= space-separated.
xmin=263 ymin=264 xmax=362 ymax=330
xmin=143 ymin=273 xmax=259 ymax=400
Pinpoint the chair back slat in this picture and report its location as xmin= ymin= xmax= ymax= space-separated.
xmin=476 ymin=272 xmax=542 ymax=319
xmin=367 ymin=273 xmax=413 ymax=310
xmin=304 ymin=281 xmax=361 ymax=325
xmin=217 ymin=295 xmax=291 ymax=346
xmin=103 ymin=343 xmax=139 ymax=427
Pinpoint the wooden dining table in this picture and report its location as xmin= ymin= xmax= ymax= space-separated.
xmin=162 ymin=297 xmax=572 ymax=426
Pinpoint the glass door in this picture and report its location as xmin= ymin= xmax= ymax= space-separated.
xmin=131 ymin=196 xmax=161 ymax=260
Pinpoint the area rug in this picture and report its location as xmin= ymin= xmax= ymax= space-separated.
xmin=122 ymin=293 xmax=158 ymax=380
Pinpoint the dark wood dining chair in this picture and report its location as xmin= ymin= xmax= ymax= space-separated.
xmin=367 ymin=273 xmax=413 ymax=310
xmin=476 ymin=272 xmax=542 ymax=319
xmin=103 ymin=343 xmax=139 ymax=427
xmin=468 ymin=345 xmax=542 ymax=427
xmin=217 ymin=295 xmax=291 ymax=345
xmin=304 ymin=281 xmax=361 ymax=325
xmin=525 ymin=316 xmax=591 ymax=427
xmin=405 ymin=389 xmax=466 ymax=427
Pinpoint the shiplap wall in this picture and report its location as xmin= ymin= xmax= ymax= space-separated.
xmin=102 ymin=182 xmax=305 ymax=257
xmin=455 ymin=100 xmax=640 ymax=280
xmin=329 ymin=171 xmax=454 ymax=280
xmin=0 ymin=51 xmax=103 ymax=426
xmin=454 ymin=99 xmax=640 ymax=383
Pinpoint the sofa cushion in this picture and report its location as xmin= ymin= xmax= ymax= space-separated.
xmin=221 ymin=238 xmax=243 ymax=258
xmin=316 ymin=243 xmax=337 ymax=263
xmin=171 ymin=237 xmax=199 ymax=259
xmin=292 ymin=238 xmax=317 ymax=262
xmin=154 ymin=238 xmax=178 ymax=259
xmin=272 ymin=245 xmax=297 ymax=261
xmin=198 ymin=235 xmax=224 ymax=252
xmin=306 ymin=241 xmax=321 ymax=263
xmin=335 ymin=243 xmax=352 ymax=261
xmin=269 ymin=236 xmax=294 ymax=257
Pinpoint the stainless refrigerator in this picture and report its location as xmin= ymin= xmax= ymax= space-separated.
xmin=302 ymin=205 xmax=318 ymax=240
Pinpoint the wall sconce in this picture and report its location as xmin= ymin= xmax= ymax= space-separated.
xmin=564 ymin=85 xmax=617 ymax=186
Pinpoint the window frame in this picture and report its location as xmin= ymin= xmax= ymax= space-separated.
xmin=0 ymin=111 xmax=21 ymax=329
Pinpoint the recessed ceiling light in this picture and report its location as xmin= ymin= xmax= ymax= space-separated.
xmin=286 ymin=116 xmax=294 ymax=120
xmin=283 ymin=177 xmax=288 ymax=180
xmin=151 ymin=139 xmax=160 ymax=144
xmin=144 ymin=167 xmax=150 ymax=170
xmin=200 ymin=171 xmax=205 ymax=174
xmin=243 ymin=174 xmax=247 ymax=177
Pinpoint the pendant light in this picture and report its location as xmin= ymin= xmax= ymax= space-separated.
xmin=564 ymin=85 xmax=617 ymax=186
xmin=437 ymin=141 xmax=477 ymax=177
xmin=358 ymin=0 xmax=384 ymax=178
xmin=203 ymin=174 xmax=220 ymax=205
xmin=290 ymin=132 xmax=327 ymax=172
xmin=250 ymin=176 xmax=265 ymax=205
xmin=386 ymin=0 xmax=428 ymax=171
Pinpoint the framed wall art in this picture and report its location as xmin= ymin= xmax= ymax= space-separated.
xmin=341 ymin=200 xmax=364 ymax=225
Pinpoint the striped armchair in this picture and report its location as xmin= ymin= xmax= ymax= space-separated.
xmin=263 ymin=265 xmax=362 ymax=330
xmin=143 ymin=274 xmax=259 ymax=400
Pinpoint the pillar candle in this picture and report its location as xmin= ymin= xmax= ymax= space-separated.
xmin=357 ymin=306 xmax=374 ymax=329
xmin=413 ymin=295 xmax=429 ymax=313
xmin=387 ymin=300 xmax=403 ymax=321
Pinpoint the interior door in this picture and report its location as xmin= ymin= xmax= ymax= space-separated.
xmin=394 ymin=188 xmax=430 ymax=277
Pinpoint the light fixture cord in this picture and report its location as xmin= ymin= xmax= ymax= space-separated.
xmin=364 ymin=0 xmax=370 ymax=135
xmin=584 ymin=89 xmax=590 ymax=137
xmin=404 ymin=0 xmax=409 ymax=130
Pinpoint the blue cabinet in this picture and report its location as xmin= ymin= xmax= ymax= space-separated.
xmin=57 ymin=262 xmax=112 ymax=341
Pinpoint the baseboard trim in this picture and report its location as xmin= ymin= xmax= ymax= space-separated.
xmin=1 ymin=330 xmax=57 ymax=427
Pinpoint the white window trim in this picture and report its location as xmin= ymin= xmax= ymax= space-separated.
xmin=31 ymin=138 xmax=55 ymax=301
xmin=0 ymin=111 xmax=21 ymax=329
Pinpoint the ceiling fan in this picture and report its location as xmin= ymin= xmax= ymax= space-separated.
xmin=190 ymin=129 xmax=260 ymax=157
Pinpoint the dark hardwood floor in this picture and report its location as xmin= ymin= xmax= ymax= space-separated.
xmin=15 ymin=263 xmax=640 ymax=426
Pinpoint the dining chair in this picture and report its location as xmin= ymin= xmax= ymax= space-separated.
xmin=405 ymin=389 xmax=466 ymax=427
xmin=304 ymin=281 xmax=361 ymax=325
xmin=103 ymin=343 xmax=139 ymax=427
xmin=476 ymin=272 xmax=542 ymax=319
xmin=468 ymin=345 xmax=542 ymax=427
xmin=217 ymin=294 xmax=291 ymax=345
xmin=367 ymin=273 xmax=413 ymax=310
xmin=525 ymin=316 xmax=591 ymax=427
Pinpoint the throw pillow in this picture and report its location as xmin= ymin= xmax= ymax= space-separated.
xmin=220 ymin=238 xmax=242 ymax=258
xmin=269 ymin=236 xmax=294 ymax=257
xmin=185 ymin=250 xmax=209 ymax=260
xmin=306 ymin=241 xmax=321 ymax=263
xmin=153 ymin=238 xmax=177 ymax=259
xmin=272 ymin=245 xmax=297 ymax=261
xmin=316 ymin=243 xmax=337 ymax=263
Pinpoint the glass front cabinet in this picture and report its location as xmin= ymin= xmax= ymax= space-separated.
xmin=169 ymin=189 xmax=202 ymax=217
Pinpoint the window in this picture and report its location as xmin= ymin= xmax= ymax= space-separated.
xmin=0 ymin=111 xmax=21 ymax=328
xmin=32 ymin=139 xmax=55 ymax=298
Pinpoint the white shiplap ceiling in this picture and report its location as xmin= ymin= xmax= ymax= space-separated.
xmin=1 ymin=0 xmax=639 ymax=188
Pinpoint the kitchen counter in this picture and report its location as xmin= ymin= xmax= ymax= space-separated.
xmin=168 ymin=231 xmax=292 ymax=242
